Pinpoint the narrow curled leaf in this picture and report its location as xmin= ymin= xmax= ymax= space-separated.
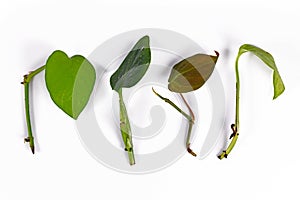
xmin=168 ymin=51 xmax=219 ymax=93
xmin=110 ymin=35 xmax=151 ymax=91
xmin=237 ymin=44 xmax=285 ymax=99
xmin=45 ymin=50 xmax=96 ymax=119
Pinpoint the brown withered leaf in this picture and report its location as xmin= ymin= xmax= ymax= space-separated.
xmin=168 ymin=51 xmax=219 ymax=93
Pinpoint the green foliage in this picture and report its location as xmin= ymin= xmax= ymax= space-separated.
xmin=237 ymin=44 xmax=285 ymax=99
xmin=168 ymin=51 xmax=219 ymax=93
xmin=45 ymin=50 xmax=96 ymax=119
xmin=110 ymin=35 xmax=151 ymax=91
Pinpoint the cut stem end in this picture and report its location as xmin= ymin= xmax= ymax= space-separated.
xmin=187 ymin=144 xmax=197 ymax=157
xmin=127 ymin=150 xmax=135 ymax=165
xmin=217 ymin=124 xmax=239 ymax=160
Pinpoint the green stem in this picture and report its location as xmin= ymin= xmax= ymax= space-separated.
xmin=152 ymin=88 xmax=196 ymax=156
xmin=235 ymin=54 xmax=241 ymax=130
xmin=22 ymin=66 xmax=45 ymax=154
xmin=218 ymin=54 xmax=241 ymax=159
xmin=118 ymin=89 xmax=135 ymax=165
xmin=152 ymin=88 xmax=192 ymax=121
xmin=179 ymin=93 xmax=196 ymax=157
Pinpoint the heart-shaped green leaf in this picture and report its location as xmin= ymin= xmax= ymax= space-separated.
xmin=237 ymin=44 xmax=285 ymax=99
xmin=110 ymin=35 xmax=151 ymax=91
xmin=45 ymin=50 xmax=96 ymax=119
xmin=168 ymin=51 xmax=219 ymax=93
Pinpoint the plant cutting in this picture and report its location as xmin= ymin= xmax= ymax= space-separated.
xmin=22 ymin=50 xmax=96 ymax=153
xmin=218 ymin=44 xmax=285 ymax=159
xmin=110 ymin=35 xmax=151 ymax=165
xmin=153 ymin=51 xmax=219 ymax=156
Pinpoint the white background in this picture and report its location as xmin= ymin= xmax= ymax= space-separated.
xmin=1 ymin=0 xmax=300 ymax=199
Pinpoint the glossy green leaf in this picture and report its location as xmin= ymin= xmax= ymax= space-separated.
xmin=110 ymin=35 xmax=151 ymax=91
xmin=168 ymin=51 xmax=219 ymax=93
xmin=45 ymin=50 xmax=96 ymax=119
xmin=237 ymin=44 xmax=285 ymax=99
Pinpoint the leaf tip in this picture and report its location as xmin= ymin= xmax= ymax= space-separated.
xmin=273 ymin=86 xmax=285 ymax=100
xmin=141 ymin=35 xmax=150 ymax=41
xmin=272 ymin=71 xmax=285 ymax=100
xmin=143 ymin=35 xmax=150 ymax=39
xmin=135 ymin=35 xmax=150 ymax=48
xmin=214 ymin=50 xmax=220 ymax=58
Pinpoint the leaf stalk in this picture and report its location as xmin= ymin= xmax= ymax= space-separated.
xmin=22 ymin=66 xmax=45 ymax=154
xmin=118 ymin=89 xmax=135 ymax=165
xmin=152 ymin=88 xmax=197 ymax=156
